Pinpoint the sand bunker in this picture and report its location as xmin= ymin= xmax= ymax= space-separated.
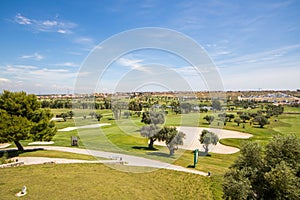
xmin=155 ymin=126 xmax=252 ymax=154
xmin=58 ymin=123 xmax=111 ymax=132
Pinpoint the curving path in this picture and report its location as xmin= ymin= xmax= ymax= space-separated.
xmin=5 ymin=146 xmax=208 ymax=176
xmin=155 ymin=126 xmax=253 ymax=154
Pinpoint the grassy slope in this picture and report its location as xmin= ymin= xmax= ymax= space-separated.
xmin=0 ymin=164 xmax=212 ymax=200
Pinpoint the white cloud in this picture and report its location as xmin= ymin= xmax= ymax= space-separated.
xmin=54 ymin=62 xmax=79 ymax=67
xmin=15 ymin=13 xmax=31 ymax=25
xmin=74 ymin=37 xmax=94 ymax=45
xmin=20 ymin=53 xmax=44 ymax=61
xmin=14 ymin=13 xmax=77 ymax=34
xmin=1 ymin=63 xmax=77 ymax=93
xmin=0 ymin=78 xmax=11 ymax=83
xmin=117 ymin=58 xmax=149 ymax=72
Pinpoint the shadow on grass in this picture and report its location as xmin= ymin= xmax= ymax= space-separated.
xmin=132 ymin=146 xmax=158 ymax=151
xmin=187 ymin=165 xmax=196 ymax=168
xmin=147 ymin=152 xmax=172 ymax=158
xmin=0 ymin=148 xmax=44 ymax=158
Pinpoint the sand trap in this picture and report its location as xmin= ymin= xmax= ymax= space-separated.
xmin=58 ymin=123 xmax=111 ymax=132
xmin=0 ymin=143 xmax=11 ymax=149
xmin=155 ymin=126 xmax=252 ymax=154
xmin=28 ymin=141 xmax=54 ymax=145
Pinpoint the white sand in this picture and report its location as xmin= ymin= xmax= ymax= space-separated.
xmin=58 ymin=123 xmax=111 ymax=132
xmin=0 ymin=143 xmax=11 ymax=149
xmin=28 ymin=141 xmax=54 ymax=145
xmin=155 ymin=126 xmax=252 ymax=154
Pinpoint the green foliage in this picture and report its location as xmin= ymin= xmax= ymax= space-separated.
xmin=140 ymin=124 xmax=160 ymax=149
xmin=199 ymin=130 xmax=219 ymax=154
xmin=203 ymin=115 xmax=215 ymax=124
xmin=253 ymin=115 xmax=269 ymax=128
xmin=223 ymin=135 xmax=300 ymax=200
xmin=157 ymin=127 xmax=185 ymax=156
xmin=212 ymin=100 xmax=222 ymax=111
xmin=234 ymin=118 xmax=241 ymax=126
xmin=141 ymin=111 xmax=165 ymax=125
xmin=0 ymin=90 xmax=57 ymax=151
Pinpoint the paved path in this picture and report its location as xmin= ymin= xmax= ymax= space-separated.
xmin=6 ymin=146 xmax=208 ymax=176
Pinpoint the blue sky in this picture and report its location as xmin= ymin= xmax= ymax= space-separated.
xmin=0 ymin=0 xmax=299 ymax=94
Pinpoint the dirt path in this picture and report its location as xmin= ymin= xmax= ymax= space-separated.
xmin=155 ymin=126 xmax=252 ymax=154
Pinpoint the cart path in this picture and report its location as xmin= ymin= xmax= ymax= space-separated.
xmin=4 ymin=146 xmax=208 ymax=176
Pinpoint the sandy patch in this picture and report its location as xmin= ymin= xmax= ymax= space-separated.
xmin=58 ymin=123 xmax=111 ymax=132
xmin=28 ymin=141 xmax=54 ymax=145
xmin=0 ymin=143 xmax=11 ymax=148
xmin=51 ymin=117 xmax=64 ymax=121
xmin=155 ymin=126 xmax=252 ymax=154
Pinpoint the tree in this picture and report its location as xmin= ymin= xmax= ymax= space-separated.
xmin=223 ymin=136 xmax=300 ymax=200
xmin=180 ymin=102 xmax=191 ymax=114
xmin=234 ymin=118 xmax=241 ymax=126
xmin=111 ymin=101 xmax=122 ymax=120
xmin=222 ymin=169 xmax=253 ymax=200
xmin=68 ymin=110 xmax=74 ymax=119
xmin=253 ymin=115 xmax=269 ymax=128
xmin=140 ymin=124 xmax=159 ymax=149
xmin=141 ymin=111 xmax=165 ymax=125
xmin=226 ymin=114 xmax=235 ymax=122
xmin=0 ymin=91 xmax=57 ymax=151
xmin=203 ymin=115 xmax=214 ymax=125
xmin=157 ymin=127 xmax=185 ymax=156
xmin=199 ymin=129 xmax=219 ymax=154
xmin=212 ymin=100 xmax=222 ymax=110
xmin=239 ymin=113 xmax=250 ymax=123
xmin=95 ymin=114 xmax=103 ymax=121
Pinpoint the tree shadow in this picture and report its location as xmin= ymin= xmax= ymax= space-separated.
xmin=198 ymin=151 xmax=211 ymax=157
xmin=0 ymin=148 xmax=44 ymax=158
xmin=147 ymin=152 xmax=172 ymax=158
xmin=132 ymin=146 xmax=158 ymax=151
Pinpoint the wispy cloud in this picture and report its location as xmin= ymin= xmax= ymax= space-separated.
xmin=117 ymin=58 xmax=149 ymax=72
xmin=216 ymin=43 xmax=300 ymax=68
xmin=20 ymin=52 xmax=44 ymax=61
xmin=15 ymin=13 xmax=32 ymax=25
xmin=14 ymin=13 xmax=76 ymax=34
xmin=53 ymin=62 xmax=79 ymax=67
xmin=0 ymin=78 xmax=11 ymax=83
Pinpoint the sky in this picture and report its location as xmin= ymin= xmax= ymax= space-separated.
xmin=0 ymin=0 xmax=299 ymax=94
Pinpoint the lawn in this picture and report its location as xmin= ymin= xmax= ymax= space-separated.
xmin=0 ymin=164 xmax=213 ymax=200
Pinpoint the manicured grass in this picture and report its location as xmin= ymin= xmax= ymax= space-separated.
xmin=18 ymin=150 xmax=98 ymax=160
xmin=0 ymin=149 xmax=99 ymax=161
xmin=0 ymin=164 xmax=213 ymax=200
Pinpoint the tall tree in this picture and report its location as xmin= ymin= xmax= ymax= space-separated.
xmin=199 ymin=129 xmax=219 ymax=154
xmin=223 ymin=136 xmax=300 ymax=200
xmin=141 ymin=111 xmax=165 ymax=125
xmin=0 ymin=91 xmax=57 ymax=151
xmin=157 ymin=127 xmax=185 ymax=156
xmin=212 ymin=100 xmax=222 ymax=110
xmin=140 ymin=124 xmax=160 ymax=149
xmin=253 ymin=115 xmax=269 ymax=128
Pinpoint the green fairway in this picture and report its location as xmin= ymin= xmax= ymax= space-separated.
xmin=0 ymin=164 xmax=213 ymax=200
